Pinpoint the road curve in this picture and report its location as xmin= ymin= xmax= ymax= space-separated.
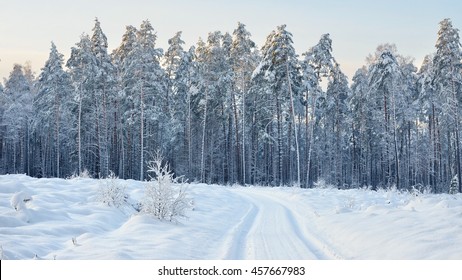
xmin=221 ymin=187 xmax=342 ymax=260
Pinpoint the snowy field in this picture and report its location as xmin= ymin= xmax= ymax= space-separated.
xmin=1 ymin=174 xmax=462 ymax=260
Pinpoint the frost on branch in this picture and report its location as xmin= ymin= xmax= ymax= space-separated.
xmin=97 ymin=171 xmax=128 ymax=208
xmin=142 ymin=153 xmax=190 ymax=222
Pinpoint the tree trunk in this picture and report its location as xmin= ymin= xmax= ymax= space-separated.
xmin=242 ymin=80 xmax=246 ymax=185
xmin=391 ymin=89 xmax=400 ymax=188
xmin=140 ymin=86 xmax=144 ymax=181
xmin=276 ymin=97 xmax=283 ymax=186
xmin=200 ymin=88 xmax=208 ymax=183
xmin=231 ymin=89 xmax=242 ymax=183
xmin=78 ymin=89 xmax=82 ymax=175
xmin=287 ymin=62 xmax=300 ymax=187
xmin=452 ymin=77 xmax=461 ymax=192
xmin=306 ymin=95 xmax=316 ymax=187
xmin=55 ymin=94 xmax=60 ymax=178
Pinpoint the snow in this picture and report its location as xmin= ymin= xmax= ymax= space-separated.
xmin=1 ymin=174 xmax=462 ymax=260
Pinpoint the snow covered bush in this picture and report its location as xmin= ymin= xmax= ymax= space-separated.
xmin=68 ymin=169 xmax=92 ymax=179
xmin=97 ymin=171 xmax=128 ymax=208
xmin=142 ymin=153 xmax=190 ymax=222
xmin=10 ymin=191 xmax=32 ymax=211
xmin=313 ymin=179 xmax=336 ymax=189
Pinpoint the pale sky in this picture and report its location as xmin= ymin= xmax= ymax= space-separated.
xmin=1 ymin=0 xmax=461 ymax=83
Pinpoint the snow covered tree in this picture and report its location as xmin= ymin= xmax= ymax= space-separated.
xmin=301 ymin=34 xmax=337 ymax=187
xmin=348 ymin=67 xmax=370 ymax=187
xmin=66 ymin=33 xmax=98 ymax=177
xmin=324 ymin=64 xmax=350 ymax=186
xmin=251 ymin=25 xmax=301 ymax=186
xmin=365 ymin=47 xmax=418 ymax=189
xmin=4 ymin=16 xmax=462 ymax=191
xmin=142 ymin=153 xmax=189 ymax=222
xmin=367 ymin=51 xmax=402 ymax=187
xmin=35 ymin=42 xmax=73 ymax=177
xmin=123 ymin=20 xmax=166 ymax=180
xmin=112 ymin=25 xmax=138 ymax=179
xmin=230 ymin=22 xmax=257 ymax=184
xmin=163 ymin=31 xmax=185 ymax=113
xmin=433 ymin=18 xmax=462 ymax=193
xmin=417 ymin=54 xmax=442 ymax=190
xmin=309 ymin=34 xmax=336 ymax=80
xmin=90 ymin=18 xmax=117 ymax=178
xmin=112 ymin=25 xmax=138 ymax=70
xmin=172 ymin=46 xmax=200 ymax=179
xmin=1 ymin=64 xmax=34 ymax=175
xmin=299 ymin=52 xmax=321 ymax=187
xmin=194 ymin=31 xmax=234 ymax=183
xmin=163 ymin=31 xmax=189 ymax=174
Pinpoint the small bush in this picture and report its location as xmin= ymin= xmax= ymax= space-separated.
xmin=97 ymin=171 xmax=128 ymax=208
xmin=68 ymin=169 xmax=92 ymax=180
xmin=313 ymin=179 xmax=336 ymax=189
xmin=142 ymin=153 xmax=190 ymax=222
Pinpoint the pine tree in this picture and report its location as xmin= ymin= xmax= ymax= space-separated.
xmin=164 ymin=31 xmax=185 ymax=113
xmin=91 ymin=18 xmax=117 ymax=178
xmin=163 ymin=31 xmax=187 ymax=173
xmin=1 ymin=64 xmax=34 ymax=174
xmin=302 ymin=34 xmax=337 ymax=186
xmin=325 ymin=64 xmax=350 ymax=186
xmin=348 ymin=67 xmax=370 ymax=187
xmin=252 ymin=25 xmax=301 ymax=185
xmin=112 ymin=25 xmax=138 ymax=179
xmin=172 ymin=46 xmax=200 ymax=179
xmin=123 ymin=20 xmax=166 ymax=180
xmin=299 ymin=53 xmax=320 ymax=187
xmin=309 ymin=34 xmax=336 ymax=80
xmin=230 ymin=22 xmax=256 ymax=184
xmin=112 ymin=25 xmax=138 ymax=68
xmin=367 ymin=50 xmax=409 ymax=188
xmin=433 ymin=18 xmax=462 ymax=193
xmin=66 ymin=33 xmax=98 ymax=177
xmin=195 ymin=31 xmax=234 ymax=183
xmin=417 ymin=54 xmax=440 ymax=190
xmin=35 ymin=42 xmax=73 ymax=177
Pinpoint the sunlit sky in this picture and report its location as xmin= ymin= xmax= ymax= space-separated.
xmin=1 ymin=0 xmax=461 ymax=83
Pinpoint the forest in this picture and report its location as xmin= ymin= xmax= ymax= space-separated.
xmin=0 ymin=18 xmax=461 ymax=193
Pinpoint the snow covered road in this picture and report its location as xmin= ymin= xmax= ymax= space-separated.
xmin=224 ymin=188 xmax=339 ymax=259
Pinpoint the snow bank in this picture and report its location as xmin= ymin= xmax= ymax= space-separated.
xmin=1 ymin=174 xmax=461 ymax=259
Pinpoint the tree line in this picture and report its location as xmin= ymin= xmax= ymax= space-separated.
xmin=1 ymin=18 xmax=461 ymax=192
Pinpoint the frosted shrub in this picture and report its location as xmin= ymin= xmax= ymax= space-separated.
xmin=142 ymin=153 xmax=189 ymax=222
xmin=410 ymin=184 xmax=432 ymax=196
xmin=97 ymin=171 xmax=128 ymax=208
xmin=68 ymin=169 xmax=92 ymax=179
xmin=313 ymin=179 xmax=335 ymax=189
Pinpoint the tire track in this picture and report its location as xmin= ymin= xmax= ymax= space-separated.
xmin=220 ymin=200 xmax=258 ymax=259
xmin=230 ymin=187 xmax=343 ymax=259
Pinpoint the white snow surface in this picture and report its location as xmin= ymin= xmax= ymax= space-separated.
xmin=1 ymin=174 xmax=462 ymax=260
